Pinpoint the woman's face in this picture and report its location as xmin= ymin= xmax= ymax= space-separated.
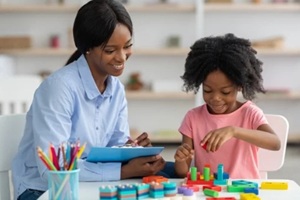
xmin=202 ymin=69 xmax=239 ymax=114
xmin=86 ymin=23 xmax=132 ymax=79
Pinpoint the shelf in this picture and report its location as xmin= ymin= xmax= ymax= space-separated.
xmin=238 ymin=91 xmax=300 ymax=101
xmin=205 ymin=3 xmax=300 ymax=12
xmin=0 ymin=4 xmax=79 ymax=13
xmin=0 ymin=47 xmax=190 ymax=56
xmin=0 ymin=3 xmax=195 ymax=13
xmin=256 ymin=48 xmax=300 ymax=56
xmin=126 ymin=3 xmax=195 ymax=12
xmin=126 ymin=91 xmax=194 ymax=100
xmin=0 ymin=48 xmax=74 ymax=56
xmin=258 ymin=92 xmax=300 ymax=100
xmin=4 ymin=3 xmax=300 ymax=13
xmin=2 ymin=47 xmax=300 ymax=57
xmin=134 ymin=48 xmax=189 ymax=56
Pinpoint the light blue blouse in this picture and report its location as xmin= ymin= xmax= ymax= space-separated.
xmin=12 ymin=55 xmax=130 ymax=198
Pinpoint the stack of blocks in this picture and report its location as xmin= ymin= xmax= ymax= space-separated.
xmin=117 ymin=185 xmax=137 ymax=199
xmin=149 ymin=182 xmax=164 ymax=198
xmin=98 ymin=165 xmax=289 ymax=200
xmin=186 ymin=164 xmax=229 ymax=187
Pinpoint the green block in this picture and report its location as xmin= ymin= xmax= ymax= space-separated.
xmin=227 ymin=184 xmax=256 ymax=192
xmin=203 ymin=189 xmax=219 ymax=197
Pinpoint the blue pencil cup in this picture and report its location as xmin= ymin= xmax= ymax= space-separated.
xmin=48 ymin=169 xmax=79 ymax=200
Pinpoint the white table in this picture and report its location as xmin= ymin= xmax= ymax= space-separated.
xmin=38 ymin=179 xmax=300 ymax=199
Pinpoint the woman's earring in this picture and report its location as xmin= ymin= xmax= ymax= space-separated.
xmin=86 ymin=51 xmax=90 ymax=55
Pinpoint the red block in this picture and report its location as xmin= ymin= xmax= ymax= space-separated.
xmin=203 ymin=185 xmax=222 ymax=192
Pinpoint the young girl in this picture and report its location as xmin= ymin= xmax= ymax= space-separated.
xmin=174 ymin=33 xmax=281 ymax=179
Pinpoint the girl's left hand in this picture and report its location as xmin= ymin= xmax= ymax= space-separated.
xmin=200 ymin=126 xmax=235 ymax=152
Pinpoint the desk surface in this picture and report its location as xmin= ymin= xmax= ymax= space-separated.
xmin=39 ymin=179 xmax=300 ymax=199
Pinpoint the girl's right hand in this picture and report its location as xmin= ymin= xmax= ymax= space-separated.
xmin=174 ymin=143 xmax=194 ymax=162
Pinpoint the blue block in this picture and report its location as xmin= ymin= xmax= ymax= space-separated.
xmin=244 ymin=187 xmax=259 ymax=195
xmin=213 ymin=172 xmax=229 ymax=180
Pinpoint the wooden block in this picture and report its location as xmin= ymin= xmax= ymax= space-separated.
xmin=260 ymin=181 xmax=288 ymax=190
xmin=240 ymin=193 xmax=261 ymax=200
xmin=0 ymin=36 xmax=31 ymax=49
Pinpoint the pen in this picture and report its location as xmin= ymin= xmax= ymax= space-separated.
xmin=127 ymin=136 xmax=138 ymax=147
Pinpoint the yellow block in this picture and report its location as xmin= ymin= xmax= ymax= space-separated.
xmin=260 ymin=181 xmax=288 ymax=190
xmin=240 ymin=193 xmax=261 ymax=200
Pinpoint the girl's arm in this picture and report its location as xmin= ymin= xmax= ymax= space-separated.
xmin=174 ymin=135 xmax=194 ymax=178
xmin=202 ymin=124 xmax=281 ymax=152
xmin=233 ymin=124 xmax=281 ymax=150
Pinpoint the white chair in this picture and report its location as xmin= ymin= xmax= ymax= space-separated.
xmin=0 ymin=114 xmax=26 ymax=200
xmin=258 ymin=114 xmax=289 ymax=179
xmin=0 ymin=75 xmax=42 ymax=115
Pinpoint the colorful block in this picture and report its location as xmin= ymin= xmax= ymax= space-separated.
xmin=203 ymin=185 xmax=222 ymax=192
xmin=240 ymin=193 xmax=261 ymax=200
xmin=260 ymin=181 xmax=288 ymax=190
xmin=232 ymin=180 xmax=258 ymax=188
xmin=227 ymin=184 xmax=256 ymax=193
xmin=244 ymin=187 xmax=259 ymax=195
xmin=203 ymin=189 xmax=219 ymax=197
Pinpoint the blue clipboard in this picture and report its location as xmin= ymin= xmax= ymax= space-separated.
xmin=86 ymin=147 xmax=164 ymax=162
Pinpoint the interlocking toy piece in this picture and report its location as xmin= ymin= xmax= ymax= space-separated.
xmin=149 ymin=182 xmax=164 ymax=198
xmin=143 ymin=175 xmax=168 ymax=183
xmin=240 ymin=193 xmax=261 ymax=200
xmin=227 ymin=184 xmax=257 ymax=193
xmin=162 ymin=182 xmax=177 ymax=197
xmin=190 ymin=167 xmax=198 ymax=181
xmin=203 ymin=189 xmax=219 ymax=197
xmin=134 ymin=183 xmax=150 ymax=199
xmin=244 ymin=187 xmax=259 ymax=195
xmin=99 ymin=185 xmax=117 ymax=200
xmin=182 ymin=187 xmax=196 ymax=200
xmin=203 ymin=185 xmax=222 ymax=192
xmin=232 ymin=180 xmax=258 ymax=188
xmin=213 ymin=172 xmax=229 ymax=180
xmin=117 ymin=184 xmax=137 ymax=199
xmin=182 ymin=184 xmax=200 ymax=192
xmin=260 ymin=181 xmax=288 ymax=190
xmin=213 ymin=164 xmax=228 ymax=185
xmin=186 ymin=164 xmax=214 ymax=186
xmin=201 ymin=142 xmax=207 ymax=150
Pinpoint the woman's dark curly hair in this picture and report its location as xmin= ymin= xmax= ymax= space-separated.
xmin=181 ymin=33 xmax=266 ymax=100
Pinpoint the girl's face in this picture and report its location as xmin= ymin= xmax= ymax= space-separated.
xmin=86 ymin=23 xmax=132 ymax=79
xmin=202 ymin=69 xmax=239 ymax=114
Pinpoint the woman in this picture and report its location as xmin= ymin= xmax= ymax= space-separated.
xmin=12 ymin=1 xmax=168 ymax=199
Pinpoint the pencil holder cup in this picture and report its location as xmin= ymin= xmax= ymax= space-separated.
xmin=48 ymin=169 xmax=80 ymax=200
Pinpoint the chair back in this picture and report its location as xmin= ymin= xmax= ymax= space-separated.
xmin=0 ymin=114 xmax=26 ymax=200
xmin=0 ymin=75 xmax=42 ymax=115
xmin=258 ymin=114 xmax=289 ymax=179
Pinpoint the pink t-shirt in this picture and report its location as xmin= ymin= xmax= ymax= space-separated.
xmin=179 ymin=101 xmax=268 ymax=179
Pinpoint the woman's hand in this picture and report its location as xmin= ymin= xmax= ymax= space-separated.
xmin=201 ymin=126 xmax=235 ymax=152
xmin=121 ymin=155 xmax=165 ymax=179
xmin=126 ymin=132 xmax=152 ymax=147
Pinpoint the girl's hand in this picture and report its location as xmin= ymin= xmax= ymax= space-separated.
xmin=174 ymin=143 xmax=194 ymax=162
xmin=201 ymin=126 xmax=235 ymax=152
